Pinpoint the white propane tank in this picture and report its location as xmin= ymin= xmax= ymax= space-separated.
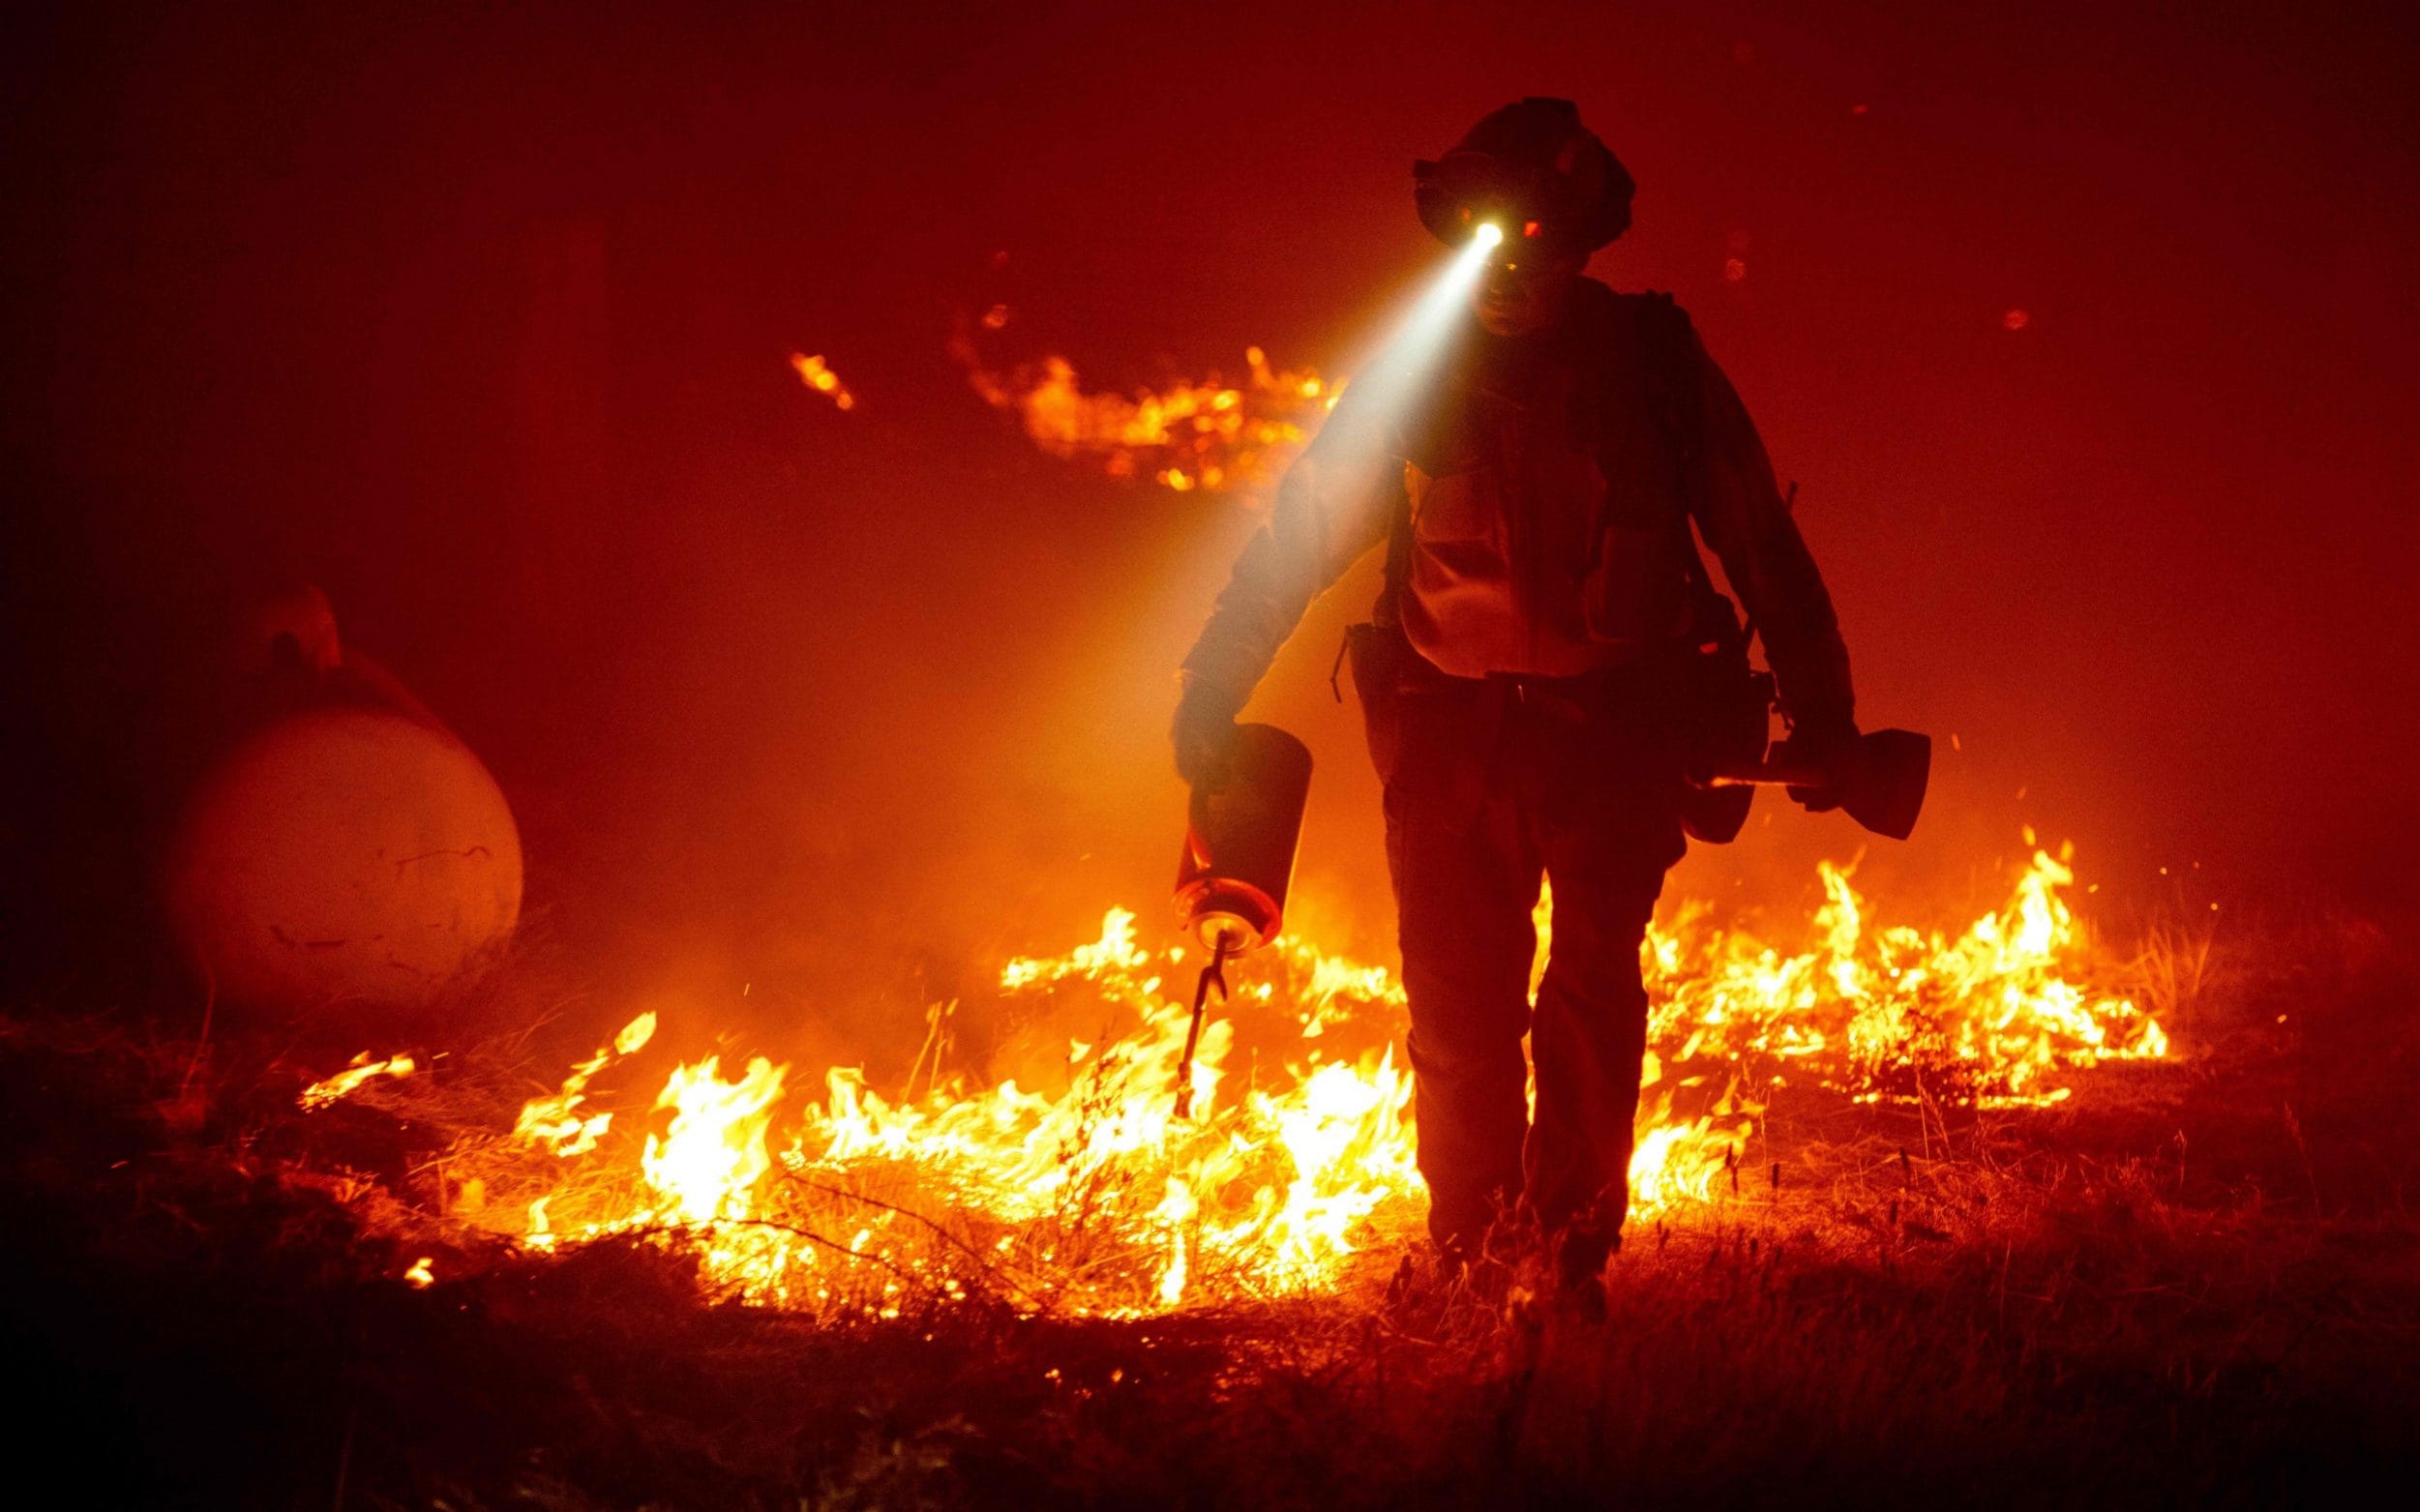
xmin=162 ymin=587 xmax=523 ymax=1016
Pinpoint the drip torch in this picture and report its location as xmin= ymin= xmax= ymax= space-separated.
xmin=1170 ymin=724 xmax=1313 ymax=1118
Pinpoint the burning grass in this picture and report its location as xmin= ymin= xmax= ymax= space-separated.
xmin=304 ymin=841 xmax=2166 ymax=1320
xmin=5 ymin=851 xmax=2410 ymax=1506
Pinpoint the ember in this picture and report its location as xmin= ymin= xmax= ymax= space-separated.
xmin=789 ymin=351 xmax=856 ymax=410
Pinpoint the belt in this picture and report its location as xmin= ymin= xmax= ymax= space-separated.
xmin=1373 ymin=620 xmax=1692 ymax=706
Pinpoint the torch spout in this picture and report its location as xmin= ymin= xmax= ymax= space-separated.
xmin=1173 ymin=933 xmax=1239 ymax=1121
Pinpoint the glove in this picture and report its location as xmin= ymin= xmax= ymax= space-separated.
xmin=1774 ymin=715 xmax=1858 ymax=814
xmin=1171 ymin=674 xmax=1246 ymax=788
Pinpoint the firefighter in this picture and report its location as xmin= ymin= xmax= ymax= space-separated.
xmin=1173 ymin=99 xmax=1858 ymax=1298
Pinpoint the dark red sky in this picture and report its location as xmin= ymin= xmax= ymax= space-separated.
xmin=4 ymin=1 xmax=2413 ymax=1032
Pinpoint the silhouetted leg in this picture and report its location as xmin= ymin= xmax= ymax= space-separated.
xmin=1525 ymin=761 xmax=1684 ymax=1263
xmin=1387 ymin=780 xmax=1541 ymax=1260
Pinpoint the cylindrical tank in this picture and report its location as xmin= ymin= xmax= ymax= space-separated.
xmin=1173 ymin=724 xmax=1312 ymax=952
xmin=162 ymin=587 xmax=523 ymax=1017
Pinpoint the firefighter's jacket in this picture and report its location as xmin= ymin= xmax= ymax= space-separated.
xmin=1181 ymin=278 xmax=1854 ymax=729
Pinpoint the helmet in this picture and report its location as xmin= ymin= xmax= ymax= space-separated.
xmin=1413 ymin=98 xmax=1634 ymax=253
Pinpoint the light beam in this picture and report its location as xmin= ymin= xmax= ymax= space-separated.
xmin=1329 ymin=223 xmax=1501 ymax=430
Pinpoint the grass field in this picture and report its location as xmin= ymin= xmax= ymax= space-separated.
xmin=4 ymin=899 xmax=2412 ymax=1510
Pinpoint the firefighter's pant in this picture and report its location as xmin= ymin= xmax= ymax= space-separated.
xmin=1367 ymin=656 xmax=1687 ymax=1256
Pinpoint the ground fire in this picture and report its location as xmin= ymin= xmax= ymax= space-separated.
xmin=305 ymin=837 xmax=2163 ymax=1317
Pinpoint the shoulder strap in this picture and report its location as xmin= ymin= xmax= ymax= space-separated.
xmin=1378 ymin=470 xmax=1414 ymax=618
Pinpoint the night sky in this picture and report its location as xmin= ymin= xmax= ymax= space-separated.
xmin=5 ymin=1 xmax=2412 ymax=1055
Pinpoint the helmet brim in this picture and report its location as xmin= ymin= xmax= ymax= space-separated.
xmin=1412 ymin=144 xmax=1629 ymax=252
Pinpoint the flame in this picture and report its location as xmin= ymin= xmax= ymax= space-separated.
xmin=790 ymin=352 xmax=856 ymax=411
xmin=403 ymin=1256 xmax=435 ymax=1288
xmin=641 ymin=1056 xmax=788 ymax=1225
xmin=299 ymin=1052 xmax=415 ymax=1111
xmin=512 ymin=1012 xmax=656 ymax=1156
xmin=956 ymin=340 xmax=1336 ymax=494
xmin=444 ymin=840 xmax=2160 ymax=1317
xmin=1643 ymin=845 xmax=2166 ymax=1109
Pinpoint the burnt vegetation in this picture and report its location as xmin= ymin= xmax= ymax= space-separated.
xmin=4 ymin=897 xmax=2415 ymax=1510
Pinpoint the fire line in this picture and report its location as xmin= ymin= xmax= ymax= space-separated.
xmin=326 ymin=839 xmax=2165 ymax=1318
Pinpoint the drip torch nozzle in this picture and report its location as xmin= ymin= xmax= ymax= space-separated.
xmin=1173 ymin=931 xmax=1240 ymax=1121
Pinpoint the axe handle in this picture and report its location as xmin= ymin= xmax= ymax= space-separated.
xmin=1703 ymin=759 xmax=1826 ymax=789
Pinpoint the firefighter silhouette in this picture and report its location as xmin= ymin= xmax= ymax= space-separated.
xmin=1174 ymin=99 xmax=1859 ymax=1295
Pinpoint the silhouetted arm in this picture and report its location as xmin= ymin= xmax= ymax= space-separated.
xmin=1687 ymin=334 xmax=1856 ymax=733
xmin=1180 ymin=390 xmax=1401 ymax=706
